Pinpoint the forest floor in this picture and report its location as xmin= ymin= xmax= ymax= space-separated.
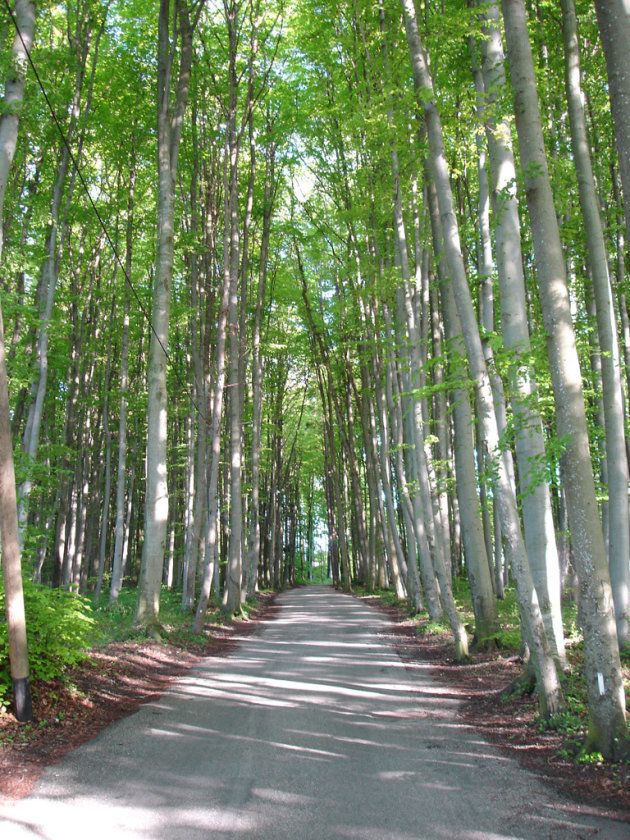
xmin=1 ymin=587 xmax=629 ymax=823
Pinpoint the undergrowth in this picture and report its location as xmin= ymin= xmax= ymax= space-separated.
xmin=1 ymin=578 xmax=271 ymax=712
xmin=0 ymin=577 xmax=95 ymax=711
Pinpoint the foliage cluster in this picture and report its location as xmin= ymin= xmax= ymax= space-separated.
xmin=91 ymin=585 xmax=218 ymax=646
xmin=0 ymin=577 xmax=94 ymax=710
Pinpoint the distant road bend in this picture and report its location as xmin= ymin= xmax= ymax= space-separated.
xmin=0 ymin=585 xmax=627 ymax=839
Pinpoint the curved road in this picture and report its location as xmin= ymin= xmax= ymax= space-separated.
xmin=1 ymin=585 xmax=627 ymax=839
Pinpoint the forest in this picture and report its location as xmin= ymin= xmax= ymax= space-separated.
xmin=0 ymin=0 xmax=629 ymax=771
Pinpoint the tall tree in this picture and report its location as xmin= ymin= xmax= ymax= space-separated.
xmin=400 ymin=0 xmax=563 ymax=718
xmin=478 ymin=0 xmax=565 ymax=665
xmin=593 ymin=0 xmax=630 ymax=255
xmin=501 ymin=0 xmax=627 ymax=757
xmin=0 ymin=0 xmax=36 ymax=723
xmin=109 ymin=135 xmax=137 ymax=605
xmin=560 ymin=0 xmax=630 ymax=651
xmin=18 ymin=0 xmax=107 ymax=543
xmin=135 ymin=0 xmax=199 ymax=630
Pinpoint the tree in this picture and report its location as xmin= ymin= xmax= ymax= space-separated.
xmin=135 ymin=0 xmax=199 ymax=630
xmin=560 ymin=0 xmax=630 ymax=652
xmin=593 ymin=0 xmax=630 ymax=255
xmin=477 ymin=0 xmax=565 ymax=666
xmin=18 ymin=0 xmax=108 ymax=544
xmin=401 ymin=0 xmax=563 ymax=717
xmin=0 ymin=0 xmax=36 ymax=722
xmin=501 ymin=0 xmax=627 ymax=757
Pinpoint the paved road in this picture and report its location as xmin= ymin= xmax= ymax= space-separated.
xmin=1 ymin=585 xmax=627 ymax=839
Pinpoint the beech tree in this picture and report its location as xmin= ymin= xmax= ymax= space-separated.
xmin=135 ymin=0 xmax=199 ymax=630
xmin=400 ymin=0 xmax=563 ymax=716
xmin=501 ymin=0 xmax=626 ymax=757
xmin=0 ymin=0 xmax=36 ymax=723
xmin=477 ymin=0 xmax=565 ymax=666
xmin=18 ymin=0 xmax=109 ymax=544
xmin=561 ymin=0 xmax=630 ymax=651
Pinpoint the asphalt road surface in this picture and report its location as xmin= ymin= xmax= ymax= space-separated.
xmin=1 ymin=585 xmax=627 ymax=839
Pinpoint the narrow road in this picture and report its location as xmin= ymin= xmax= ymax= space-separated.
xmin=1 ymin=586 xmax=627 ymax=839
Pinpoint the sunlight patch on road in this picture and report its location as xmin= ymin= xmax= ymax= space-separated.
xmin=253 ymin=787 xmax=316 ymax=805
xmin=201 ymin=672 xmax=396 ymax=700
xmin=174 ymin=723 xmax=348 ymax=759
xmin=335 ymin=826 xmax=424 ymax=839
xmin=0 ymin=796 xmax=164 ymax=840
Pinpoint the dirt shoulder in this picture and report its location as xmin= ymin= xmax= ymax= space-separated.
xmin=365 ymin=596 xmax=630 ymax=824
xmin=2 ymin=588 xmax=629 ymax=823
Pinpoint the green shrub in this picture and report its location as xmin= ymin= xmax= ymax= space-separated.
xmin=0 ymin=576 xmax=95 ymax=704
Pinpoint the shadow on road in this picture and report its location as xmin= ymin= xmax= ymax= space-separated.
xmin=0 ymin=586 xmax=625 ymax=839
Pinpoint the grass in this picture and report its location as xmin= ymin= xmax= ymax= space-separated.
xmin=90 ymin=584 xmax=272 ymax=650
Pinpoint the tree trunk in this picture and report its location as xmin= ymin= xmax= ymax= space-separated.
xmin=245 ymin=135 xmax=274 ymax=598
xmin=193 ymin=155 xmax=233 ymax=632
xmin=93 ymin=299 xmax=115 ymax=603
xmin=501 ymin=0 xmax=626 ymax=755
xmin=18 ymin=6 xmax=103 ymax=541
xmin=479 ymin=0 xmax=565 ymax=665
xmin=593 ymin=0 xmax=630 ymax=255
xmin=426 ymin=176 xmax=499 ymax=647
xmin=0 ymin=0 xmax=36 ymax=722
xmin=222 ymin=1 xmax=244 ymax=615
xmin=401 ymin=0 xmax=563 ymax=718
xmin=561 ymin=0 xmax=630 ymax=651
xmin=136 ymin=0 xmax=195 ymax=631
xmin=109 ymin=154 xmax=135 ymax=605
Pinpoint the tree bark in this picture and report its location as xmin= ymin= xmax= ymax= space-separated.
xmin=0 ymin=0 xmax=36 ymax=722
xmin=136 ymin=0 xmax=195 ymax=631
xmin=401 ymin=0 xmax=562 ymax=717
xmin=479 ymin=0 xmax=565 ymax=665
xmin=426 ymin=175 xmax=499 ymax=647
xmin=561 ymin=0 xmax=630 ymax=651
xmin=193 ymin=150 xmax=233 ymax=632
xmin=109 ymin=149 xmax=136 ymax=605
xmin=502 ymin=0 xmax=626 ymax=755
xmin=593 ymin=0 xmax=630 ymax=256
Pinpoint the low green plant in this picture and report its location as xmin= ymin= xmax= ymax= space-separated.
xmin=576 ymin=749 xmax=604 ymax=766
xmin=0 ymin=577 xmax=95 ymax=701
xmin=91 ymin=586 xmax=140 ymax=642
xmin=352 ymin=584 xmax=407 ymax=610
xmin=0 ymin=680 xmax=9 ymax=713
xmin=418 ymin=617 xmax=451 ymax=636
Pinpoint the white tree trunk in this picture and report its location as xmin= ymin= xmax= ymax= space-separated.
xmin=401 ymin=0 xmax=562 ymax=716
xmin=480 ymin=0 xmax=565 ymax=665
xmin=501 ymin=0 xmax=626 ymax=755
xmin=593 ymin=0 xmax=630 ymax=253
xmin=0 ymin=0 xmax=36 ymax=721
xmin=193 ymin=147 xmax=233 ymax=632
xmin=561 ymin=0 xmax=630 ymax=650
xmin=426 ymin=175 xmax=500 ymax=646
xmin=136 ymin=0 xmax=195 ymax=630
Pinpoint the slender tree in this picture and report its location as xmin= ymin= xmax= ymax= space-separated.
xmin=560 ymin=0 xmax=630 ymax=651
xmin=478 ymin=0 xmax=565 ymax=665
xmin=401 ymin=0 xmax=563 ymax=718
xmin=593 ymin=0 xmax=630 ymax=254
xmin=501 ymin=0 xmax=626 ymax=756
xmin=0 ymin=0 xmax=36 ymax=722
xmin=136 ymin=0 xmax=198 ymax=630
